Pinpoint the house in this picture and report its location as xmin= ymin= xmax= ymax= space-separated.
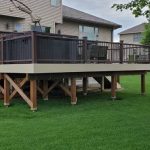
xmin=56 ymin=5 xmax=121 ymax=42
xmin=120 ymin=23 xmax=146 ymax=44
xmin=0 ymin=0 xmax=121 ymax=42
xmin=0 ymin=1 xmax=149 ymax=111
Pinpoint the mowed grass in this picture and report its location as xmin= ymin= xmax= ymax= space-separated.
xmin=0 ymin=75 xmax=150 ymax=150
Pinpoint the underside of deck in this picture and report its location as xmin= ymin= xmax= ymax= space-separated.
xmin=0 ymin=64 xmax=148 ymax=111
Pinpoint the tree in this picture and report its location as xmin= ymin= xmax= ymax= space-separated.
xmin=112 ymin=0 xmax=150 ymax=21
xmin=141 ymin=24 xmax=150 ymax=45
xmin=112 ymin=0 xmax=150 ymax=45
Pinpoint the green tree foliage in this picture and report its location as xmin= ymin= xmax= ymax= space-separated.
xmin=141 ymin=24 xmax=150 ymax=45
xmin=112 ymin=0 xmax=150 ymax=21
xmin=112 ymin=0 xmax=150 ymax=45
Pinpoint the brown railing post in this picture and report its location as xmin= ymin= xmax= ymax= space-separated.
xmin=83 ymin=37 xmax=88 ymax=63
xmin=31 ymin=31 xmax=37 ymax=63
xmin=120 ymin=40 xmax=124 ymax=64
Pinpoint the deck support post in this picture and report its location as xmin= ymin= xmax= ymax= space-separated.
xmin=101 ymin=76 xmax=105 ymax=92
xmin=4 ymin=74 xmax=10 ymax=106
xmin=43 ymin=80 xmax=49 ymax=100
xmin=111 ymin=74 xmax=117 ymax=100
xmin=71 ymin=78 xmax=77 ymax=105
xmin=83 ymin=77 xmax=88 ymax=96
xmin=141 ymin=74 xmax=145 ymax=95
xmin=64 ymin=78 xmax=69 ymax=96
xmin=30 ymin=80 xmax=37 ymax=111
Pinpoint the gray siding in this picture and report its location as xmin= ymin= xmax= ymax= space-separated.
xmin=56 ymin=20 xmax=112 ymax=42
xmin=120 ymin=34 xmax=141 ymax=44
xmin=0 ymin=16 xmax=16 ymax=32
xmin=0 ymin=0 xmax=62 ymax=33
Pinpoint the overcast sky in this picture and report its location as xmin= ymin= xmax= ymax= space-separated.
xmin=63 ymin=0 xmax=147 ymax=41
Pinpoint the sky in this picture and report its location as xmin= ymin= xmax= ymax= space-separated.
xmin=63 ymin=0 xmax=147 ymax=42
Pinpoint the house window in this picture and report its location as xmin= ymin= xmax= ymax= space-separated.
xmin=133 ymin=33 xmax=142 ymax=42
xmin=51 ymin=0 xmax=61 ymax=7
xmin=79 ymin=25 xmax=99 ymax=41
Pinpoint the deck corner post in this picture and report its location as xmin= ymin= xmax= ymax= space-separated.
xmin=30 ymin=79 xmax=37 ymax=111
xmin=71 ymin=78 xmax=77 ymax=105
xmin=141 ymin=73 xmax=146 ymax=95
xmin=83 ymin=77 xmax=88 ymax=96
xmin=111 ymin=74 xmax=117 ymax=100
xmin=4 ymin=74 xmax=10 ymax=107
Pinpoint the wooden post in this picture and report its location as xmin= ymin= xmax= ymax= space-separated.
xmin=4 ymin=75 xmax=10 ymax=106
xmin=64 ymin=78 xmax=69 ymax=96
xmin=83 ymin=77 xmax=88 ymax=95
xmin=141 ymin=74 xmax=145 ymax=95
xmin=30 ymin=80 xmax=37 ymax=111
xmin=71 ymin=78 xmax=77 ymax=105
xmin=101 ymin=76 xmax=105 ymax=92
xmin=43 ymin=80 xmax=49 ymax=100
xmin=111 ymin=75 xmax=116 ymax=100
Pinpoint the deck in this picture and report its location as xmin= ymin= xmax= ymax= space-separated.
xmin=0 ymin=31 xmax=150 ymax=110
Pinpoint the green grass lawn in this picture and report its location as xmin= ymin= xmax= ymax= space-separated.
xmin=0 ymin=75 xmax=150 ymax=150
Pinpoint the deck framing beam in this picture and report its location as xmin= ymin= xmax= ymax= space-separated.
xmin=43 ymin=80 xmax=49 ymax=100
xmin=4 ymin=75 xmax=10 ymax=106
xmin=3 ymin=74 xmax=37 ymax=110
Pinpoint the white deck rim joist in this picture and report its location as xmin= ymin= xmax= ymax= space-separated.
xmin=0 ymin=64 xmax=150 ymax=74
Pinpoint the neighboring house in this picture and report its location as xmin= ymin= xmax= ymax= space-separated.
xmin=0 ymin=0 xmax=121 ymax=42
xmin=120 ymin=23 xmax=147 ymax=44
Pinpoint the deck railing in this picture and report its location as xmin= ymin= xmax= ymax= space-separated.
xmin=0 ymin=31 xmax=150 ymax=64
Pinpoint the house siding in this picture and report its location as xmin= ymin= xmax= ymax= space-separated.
xmin=0 ymin=0 xmax=62 ymax=33
xmin=56 ymin=20 xmax=112 ymax=42
xmin=120 ymin=34 xmax=137 ymax=44
xmin=0 ymin=16 xmax=16 ymax=32
xmin=56 ymin=21 xmax=79 ymax=36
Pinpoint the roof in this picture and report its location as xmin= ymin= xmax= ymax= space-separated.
xmin=120 ymin=23 xmax=147 ymax=35
xmin=62 ymin=5 xmax=121 ymax=29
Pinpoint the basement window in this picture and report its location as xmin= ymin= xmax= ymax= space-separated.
xmin=51 ymin=0 xmax=61 ymax=7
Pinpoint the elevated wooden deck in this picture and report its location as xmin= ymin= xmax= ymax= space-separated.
xmin=0 ymin=31 xmax=150 ymax=111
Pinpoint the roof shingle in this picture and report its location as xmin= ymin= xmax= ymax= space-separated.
xmin=63 ymin=5 xmax=121 ymax=29
xmin=120 ymin=23 xmax=147 ymax=35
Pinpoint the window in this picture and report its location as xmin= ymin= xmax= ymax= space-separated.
xmin=51 ymin=0 xmax=61 ymax=7
xmin=79 ymin=25 xmax=99 ymax=41
xmin=15 ymin=23 xmax=23 ymax=32
xmin=133 ymin=33 xmax=142 ymax=43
